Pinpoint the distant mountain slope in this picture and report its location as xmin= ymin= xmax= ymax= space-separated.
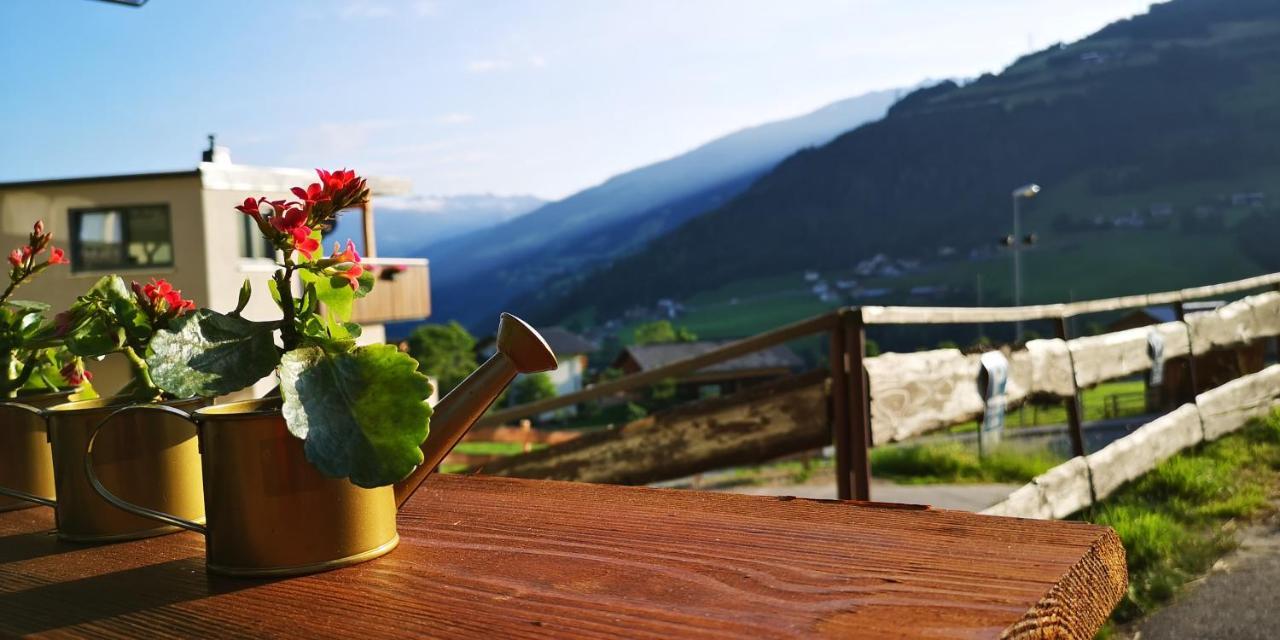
xmin=537 ymin=0 xmax=1280 ymax=325
xmin=373 ymin=194 xmax=544 ymax=257
xmin=422 ymin=87 xmax=904 ymax=328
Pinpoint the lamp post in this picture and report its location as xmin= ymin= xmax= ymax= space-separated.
xmin=1011 ymin=183 xmax=1040 ymax=341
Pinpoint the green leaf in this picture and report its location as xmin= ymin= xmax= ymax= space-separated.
xmin=147 ymin=308 xmax=281 ymax=397
xmin=64 ymin=313 xmax=123 ymax=357
xmin=7 ymin=300 xmax=50 ymax=313
xmin=354 ymin=268 xmax=374 ymax=299
xmin=279 ymin=344 xmax=432 ymax=488
xmin=233 ymin=279 xmax=252 ymax=315
xmin=267 ymin=277 xmax=282 ymax=305
xmin=300 ymin=268 xmax=356 ymax=325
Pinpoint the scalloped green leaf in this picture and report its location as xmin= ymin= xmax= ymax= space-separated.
xmin=147 ymin=308 xmax=281 ymax=397
xmin=279 ymin=344 xmax=432 ymax=488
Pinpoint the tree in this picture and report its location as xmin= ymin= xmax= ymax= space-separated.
xmin=406 ymin=322 xmax=478 ymax=396
xmin=633 ymin=320 xmax=697 ymax=345
xmin=511 ymin=372 xmax=557 ymax=406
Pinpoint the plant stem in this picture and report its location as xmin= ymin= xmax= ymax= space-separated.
xmin=122 ymin=345 xmax=161 ymax=399
xmin=0 ymin=270 xmax=30 ymax=306
xmin=11 ymin=353 xmax=39 ymax=394
xmin=278 ymin=264 xmax=299 ymax=351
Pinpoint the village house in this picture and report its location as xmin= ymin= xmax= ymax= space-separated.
xmin=611 ymin=340 xmax=803 ymax=400
xmin=481 ymin=326 xmax=596 ymax=418
xmin=0 ymin=143 xmax=431 ymax=395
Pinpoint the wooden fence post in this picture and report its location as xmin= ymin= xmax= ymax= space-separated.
xmin=1174 ymin=300 xmax=1200 ymax=398
xmin=846 ymin=309 xmax=872 ymax=501
xmin=520 ymin=419 xmax=533 ymax=453
xmin=829 ymin=312 xmax=852 ymax=500
xmin=1055 ymin=317 xmax=1088 ymax=458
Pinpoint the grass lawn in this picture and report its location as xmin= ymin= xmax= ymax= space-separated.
xmin=870 ymin=443 xmax=1063 ymax=485
xmin=1082 ymin=411 xmax=1280 ymax=635
xmin=946 ymin=379 xmax=1149 ymax=433
xmin=712 ymin=441 xmax=1062 ymax=488
xmin=452 ymin=441 xmax=544 ymax=456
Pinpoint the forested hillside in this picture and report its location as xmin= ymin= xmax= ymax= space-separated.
xmin=532 ymin=0 xmax=1280 ymax=327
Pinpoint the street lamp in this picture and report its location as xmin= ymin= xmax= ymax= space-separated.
xmin=1011 ymin=183 xmax=1040 ymax=341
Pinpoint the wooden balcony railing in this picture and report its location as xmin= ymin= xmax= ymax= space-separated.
xmin=348 ymin=257 xmax=430 ymax=324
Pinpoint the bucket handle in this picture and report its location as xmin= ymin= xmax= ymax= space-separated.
xmin=0 ymin=402 xmax=55 ymax=508
xmin=83 ymin=404 xmax=207 ymax=535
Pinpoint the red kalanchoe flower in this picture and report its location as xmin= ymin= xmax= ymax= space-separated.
xmin=138 ymin=278 xmax=195 ymax=317
xmin=316 ymin=168 xmax=357 ymax=193
xmin=291 ymin=227 xmax=320 ymax=260
xmin=60 ymin=360 xmax=92 ymax=386
xmin=48 ymin=247 xmax=68 ymax=265
xmin=291 ymin=182 xmax=328 ymax=205
xmin=235 ymin=197 xmax=265 ymax=222
xmin=329 ymin=240 xmax=364 ymax=289
xmin=7 ymin=249 xmax=22 ymax=269
xmin=266 ymin=201 xmax=320 ymax=259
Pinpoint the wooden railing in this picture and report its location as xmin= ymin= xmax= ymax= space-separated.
xmin=348 ymin=257 xmax=430 ymax=324
xmin=485 ymin=272 xmax=1280 ymax=501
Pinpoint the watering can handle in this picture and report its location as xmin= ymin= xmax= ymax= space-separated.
xmin=83 ymin=404 xmax=207 ymax=535
xmin=0 ymin=402 xmax=55 ymax=507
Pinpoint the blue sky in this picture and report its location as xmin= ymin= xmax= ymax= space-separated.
xmin=2 ymin=0 xmax=1154 ymax=199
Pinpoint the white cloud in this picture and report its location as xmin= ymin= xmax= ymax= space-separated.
xmin=434 ymin=112 xmax=475 ymax=125
xmin=466 ymin=59 xmax=513 ymax=73
xmin=528 ymin=55 xmax=547 ymax=68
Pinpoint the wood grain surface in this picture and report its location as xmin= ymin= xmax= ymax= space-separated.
xmin=0 ymin=475 xmax=1125 ymax=639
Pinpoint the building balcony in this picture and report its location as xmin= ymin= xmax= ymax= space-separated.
xmin=349 ymin=257 xmax=431 ymax=325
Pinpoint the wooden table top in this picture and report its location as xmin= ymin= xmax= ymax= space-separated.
xmin=0 ymin=475 xmax=1125 ymax=639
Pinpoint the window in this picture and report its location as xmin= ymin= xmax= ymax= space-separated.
xmin=241 ymin=213 xmax=274 ymax=259
xmin=70 ymin=205 xmax=174 ymax=272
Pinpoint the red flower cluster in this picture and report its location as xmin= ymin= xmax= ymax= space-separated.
xmin=60 ymin=359 xmax=93 ymax=386
xmin=235 ymin=169 xmax=369 ymax=262
xmin=328 ymin=240 xmax=364 ymax=290
xmin=131 ymin=278 xmax=196 ymax=321
xmin=7 ymin=220 xmax=69 ymax=273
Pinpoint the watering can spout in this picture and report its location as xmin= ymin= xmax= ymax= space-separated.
xmin=393 ymin=313 xmax=557 ymax=506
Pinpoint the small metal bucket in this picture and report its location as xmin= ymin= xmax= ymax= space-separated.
xmin=33 ymin=396 xmax=206 ymax=542
xmin=0 ymin=390 xmax=75 ymax=512
xmin=86 ymin=398 xmax=399 ymax=577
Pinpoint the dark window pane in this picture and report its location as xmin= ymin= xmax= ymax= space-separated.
xmin=241 ymin=213 xmax=273 ymax=259
xmin=70 ymin=205 xmax=174 ymax=272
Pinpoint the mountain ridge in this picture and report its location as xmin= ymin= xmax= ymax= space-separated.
xmin=418 ymin=85 xmax=906 ymax=330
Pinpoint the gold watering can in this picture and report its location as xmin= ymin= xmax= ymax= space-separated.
xmin=0 ymin=395 xmax=206 ymax=542
xmin=85 ymin=313 xmax=557 ymax=577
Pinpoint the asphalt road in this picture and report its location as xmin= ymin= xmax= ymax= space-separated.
xmin=1132 ymin=515 xmax=1280 ymax=639
xmin=722 ymin=480 xmax=1018 ymax=511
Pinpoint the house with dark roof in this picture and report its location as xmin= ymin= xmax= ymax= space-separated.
xmin=1106 ymin=301 xmax=1223 ymax=332
xmin=480 ymin=326 xmax=597 ymax=418
xmin=611 ymin=340 xmax=804 ymax=400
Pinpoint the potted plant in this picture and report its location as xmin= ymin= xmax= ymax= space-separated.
xmin=84 ymin=168 xmax=556 ymax=576
xmin=34 ymin=275 xmax=205 ymax=542
xmin=0 ymin=220 xmax=94 ymax=512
